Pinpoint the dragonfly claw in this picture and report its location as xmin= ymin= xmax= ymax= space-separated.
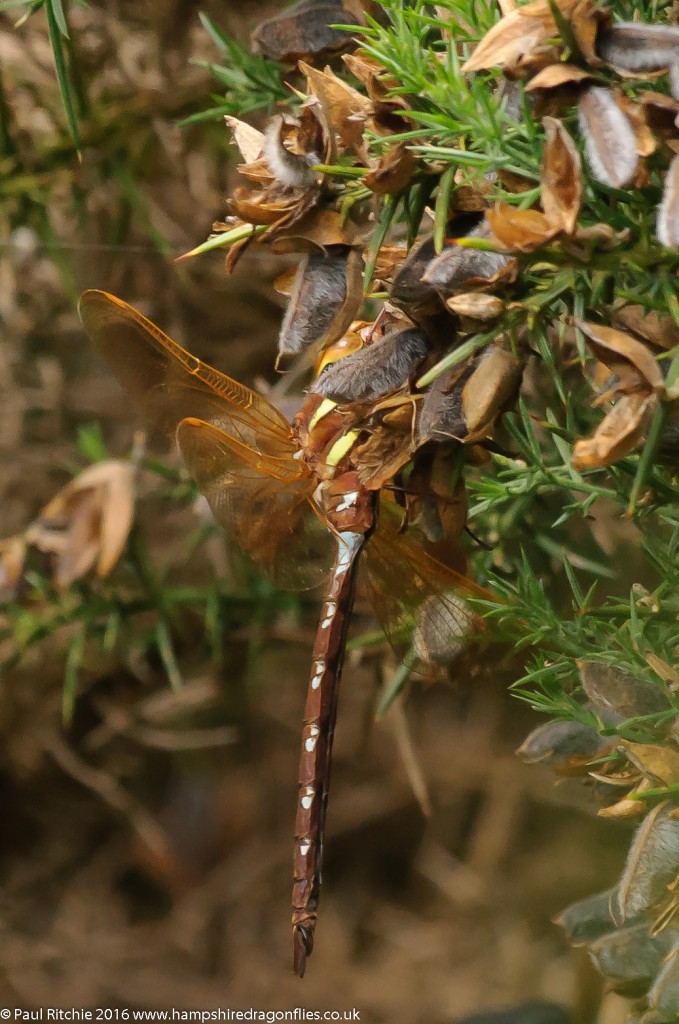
xmin=292 ymin=924 xmax=314 ymax=978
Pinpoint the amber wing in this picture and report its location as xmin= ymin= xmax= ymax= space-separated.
xmin=177 ymin=418 xmax=332 ymax=591
xmin=79 ymin=290 xmax=296 ymax=457
xmin=363 ymin=498 xmax=490 ymax=660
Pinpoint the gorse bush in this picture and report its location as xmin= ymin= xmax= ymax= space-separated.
xmin=5 ymin=0 xmax=679 ymax=1012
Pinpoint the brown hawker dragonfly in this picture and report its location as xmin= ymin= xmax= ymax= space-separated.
xmin=79 ymin=290 xmax=488 ymax=977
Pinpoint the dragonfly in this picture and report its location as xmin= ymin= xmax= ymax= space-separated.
xmin=79 ymin=289 xmax=489 ymax=977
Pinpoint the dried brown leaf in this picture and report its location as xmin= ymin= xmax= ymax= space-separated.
xmin=485 ymin=202 xmax=558 ymax=252
xmin=224 ymin=116 xmax=265 ymax=165
xmin=541 ymin=116 xmax=582 ymax=233
xmin=619 ymin=741 xmax=679 ymax=787
xmin=0 ymin=535 xmax=26 ymax=602
xmin=461 ymin=0 xmax=579 ymax=73
xmin=299 ymin=60 xmax=371 ymax=153
xmin=575 ymin=319 xmax=665 ymax=396
xmin=613 ymin=302 xmax=679 ymax=352
xmin=571 ymin=393 xmax=656 ymax=471
xmin=525 ymin=62 xmax=595 ymax=91
xmin=365 ymin=143 xmax=416 ymax=195
xmin=27 ymin=461 xmax=135 ymax=588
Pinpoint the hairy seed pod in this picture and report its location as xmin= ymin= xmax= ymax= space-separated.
xmin=391 ymin=214 xmax=483 ymax=306
xmin=657 ymin=155 xmax=679 ymax=251
xmin=578 ymin=86 xmax=639 ymax=189
xmin=423 ymin=222 xmax=511 ymax=296
xmin=578 ymin=661 xmax=669 ymax=721
xmin=617 ymin=803 xmax=679 ymax=922
xmin=589 ymin=922 xmax=679 ymax=995
xmin=417 ymin=368 xmax=469 ymax=445
xmin=646 ymin=945 xmax=679 ymax=1020
xmin=555 ymin=888 xmax=619 ymax=947
xmin=597 ymin=22 xmax=679 ymax=74
xmin=278 ymin=246 xmax=363 ymax=358
xmin=252 ymin=0 xmax=356 ymax=63
xmin=516 ymin=719 xmax=609 ymax=768
xmin=311 ymin=326 xmax=428 ymax=402
xmin=263 ymin=115 xmax=320 ymax=189
xmin=455 ymin=1002 xmax=568 ymax=1024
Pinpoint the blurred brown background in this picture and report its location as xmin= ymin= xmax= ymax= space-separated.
xmin=0 ymin=3 xmax=632 ymax=1020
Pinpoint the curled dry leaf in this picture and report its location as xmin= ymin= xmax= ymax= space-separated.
xmin=578 ymin=660 xmax=670 ymax=720
xmin=365 ymin=143 xmax=416 ymax=195
xmin=252 ymin=0 xmax=358 ymax=63
xmin=311 ymin=325 xmax=429 ymax=402
xmin=637 ymin=91 xmax=679 ymax=136
xmin=525 ymin=63 xmax=595 ymax=91
xmin=575 ymin=320 xmax=665 ymax=396
xmin=299 ymin=60 xmax=371 ymax=154
xmin=554 ymin=888 xmax=618 ymax=947
xmin=617 ymin=95 xmax=657 ymax=160
xmin=25 ymin=461 xmax=135 ymax=589
xmin=578 ymin=86 xmax=639 ymax=189
xmin=270 ymin=207 xmax=360 ymax=254
xmin=0 ymin=535 xmax=26 ymax=602
xmin=571 ymin=392 xmax=656 ymax=471
xmin=224 ymin=116 xmax=265 ymax=165
xmin=461 ymin=0 xmax=580 ymax=73
xmin=597 ymin=22 xmax=679 ymax=75
xmin=342 ymin=51 xmax=410 ymax=134
xmin=278 ymin=246 xmax=363 ymax=360
xmin=445 ymin=292 xmax=504 ymax=320
xmin=569 ymin=0 xmax=609 ymax=67
xmin=617 ymin=803 xmax=679 ymax=922
xmin=541 ymin=116 xmax=582 ymax=234
xmin=657 ymin=154 xmax=679 ymax=251
xmin=461 ymin=344 xmax=523 ymax=435
xmin=485 ymin=202 xmax=558 ymax=252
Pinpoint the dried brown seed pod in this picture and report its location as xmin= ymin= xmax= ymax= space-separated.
xmin=578 ymin=86 xmax=639 ymax=189
xmin=311 ymin=326 xmax=429 ymax=402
